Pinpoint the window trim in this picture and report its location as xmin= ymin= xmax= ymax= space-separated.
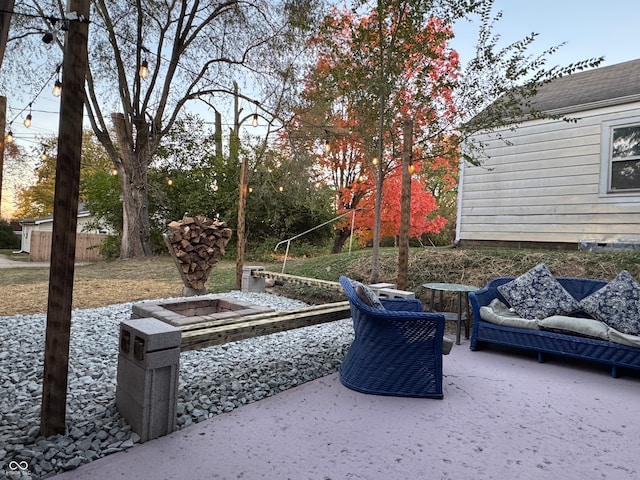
xmin=600 ymin=117 xmax=640 ymax=195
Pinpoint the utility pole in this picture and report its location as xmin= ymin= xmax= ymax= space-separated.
xmin=40 ymin=0 xmax=90 ymax=437
xmin=397 ymin=119 xmax=413 ymax=290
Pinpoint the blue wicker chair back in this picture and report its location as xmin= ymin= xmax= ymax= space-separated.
xmin=339 ymin=276 xmax=446 ymax=399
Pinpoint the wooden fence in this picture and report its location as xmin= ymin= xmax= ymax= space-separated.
xmin=29 ymin=231 xmax=106 ymax=262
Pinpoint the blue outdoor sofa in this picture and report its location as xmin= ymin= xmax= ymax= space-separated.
xmin=469 ymin=276 xmax=640 ymax=378
xmin=339 ymin=276 xmax=446 ymax=398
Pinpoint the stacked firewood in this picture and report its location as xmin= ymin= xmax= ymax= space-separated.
xmin=164 ymin=215 xmax=233 ymax=291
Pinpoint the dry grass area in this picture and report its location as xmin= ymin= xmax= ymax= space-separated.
xmin=0 ymin=256 xmax=239 ymax=316
xmin=0 ymin=279 xmax=182 ymax=316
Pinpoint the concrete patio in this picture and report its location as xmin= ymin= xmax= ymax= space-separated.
xmin=51 ymin=342 xmax=640 ymax=480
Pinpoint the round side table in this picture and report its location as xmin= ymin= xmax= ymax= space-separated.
xmin=422 ymin=282 xmax=479 ymax=345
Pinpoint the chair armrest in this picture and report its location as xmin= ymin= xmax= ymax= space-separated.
xmin=379 ymin=297 xmax=423 ymax=312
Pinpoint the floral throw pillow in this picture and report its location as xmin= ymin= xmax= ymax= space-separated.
xmin=497 ymin=263 xmax=580 ymax=320
xmin=350 ymin=280 xmax=385 ymax=310
xmin=579 ymin=270 xmax=640 ymax=335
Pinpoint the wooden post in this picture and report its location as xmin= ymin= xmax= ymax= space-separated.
xmin=0 ymin=96 xmax=5 ymax=216
xmin=232 ymin=82 xmax=245 ymax=290
xmin=0 ymin=2 xmax=12 ymax=216
xmin=236 ymin=152 xmax=248 ymax=289
xmin=40 ymin=0 xmax=90 ymax=437
xmin=397 ymin=119 xmax=413 ymax=290
xmin=0 ymin=1 xmax=14 ymax=71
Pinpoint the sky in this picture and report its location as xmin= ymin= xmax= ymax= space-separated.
xmin=450 ymin=0 xmax=638 ymax=68
xmin=2 ymin=0 xmax=639 ymax=217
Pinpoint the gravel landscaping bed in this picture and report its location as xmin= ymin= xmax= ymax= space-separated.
xmin=0 ymin=292 xmax=354 ymax=479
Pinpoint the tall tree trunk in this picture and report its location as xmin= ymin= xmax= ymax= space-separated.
xmin=397 ymin=119 xmax=413 ymax=290
xmin=112 ymin=113 xmax=153 ymax=258
xmin=370 ymin=0 xmax=386 ymax=284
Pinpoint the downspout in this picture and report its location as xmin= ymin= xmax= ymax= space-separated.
xmin=455 ymin=158 xmax=465 ymax=245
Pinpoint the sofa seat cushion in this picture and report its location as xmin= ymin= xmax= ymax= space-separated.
xmin=537 ymin=315 xmax=610 ymax=341
xmin=480 ymin=299 xmax=539 ymax=329
xmin=579 ymin=270 xmax=640 ymax=336
xmin=608 ymin=328 xmax=640 ymax=347
xmin=497 ymin=263 xmax=580 ymax=320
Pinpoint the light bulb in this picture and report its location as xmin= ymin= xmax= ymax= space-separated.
xmin=52 ymin=80 xmax=62 ymax=97
xmin=324 ymin=140 xmax=330 ymax=152
xmin=6 ymin=130 xmax=13 ymax=143
xmin=166 ymin=178 xmax=173 ymax=186
xmin=252 ymin=113 xmax=258 ymax=127
xmin=23 ymin=114 xmax=32 ymax=128
xmin=139 ymin=60 xmax=149 ymax=79
xmin=40 ymin=152 xmax=48 ymax=161
xmin=372 ymin=157 xmax=378 ymax=165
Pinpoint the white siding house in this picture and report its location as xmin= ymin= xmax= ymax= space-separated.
xmin=20 ymin=203 xmax=103 ymax=253
xmin=458 ymin=59 xmax=640 ymax=249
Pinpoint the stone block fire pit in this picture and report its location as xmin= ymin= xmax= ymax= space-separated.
xmin=131 ymin=296 xmax=274 ymax=327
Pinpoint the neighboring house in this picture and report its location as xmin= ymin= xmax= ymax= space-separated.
xmin=457 ymin=59 xmax=640 ymax=250
xmin=19 ymin=203 xmax=109 ymax=260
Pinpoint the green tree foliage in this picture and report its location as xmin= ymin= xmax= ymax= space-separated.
xmin=0 ymin=219 xmax=20 ymax=249
xmin=244 ymin=147 xmax=334 ymax=250
xmin=14 ymin=131 xmax=112 ymax=220
xmin=81 ymin=115 xmax=335 ymax=256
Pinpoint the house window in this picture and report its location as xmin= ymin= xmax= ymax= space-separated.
xmin=607 ymin=123 xmax=640 ymax=192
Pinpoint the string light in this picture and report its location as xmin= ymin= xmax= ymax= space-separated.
xmin=139 ymin=59 xmax=149 ymax=79
xmin=23 ymin=104 xmax=32 ymax=128
xmin=252 ymin=113 xmax=258 ymax=127
xmin=52 ymin=80 xmax=62 ymax=97
xmin=324 ymin=139 xmax=330 ymax=152
xmin=6 ymin=128 xmax=13 ymax=143
xmin=52 ymin=64 xmax=62 ymax=97
xmin=40 ymin=151 xmax=48 ymax=161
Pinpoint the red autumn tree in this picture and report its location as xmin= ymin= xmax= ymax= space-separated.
xmin=353 ymin=161 xmax=448 ymax=245
xmin=286 ymin=3 xmax=462 ymax=252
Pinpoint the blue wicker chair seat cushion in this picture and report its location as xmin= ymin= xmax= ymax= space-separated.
xmin=339 ymin=276 xmax=446 ymax=399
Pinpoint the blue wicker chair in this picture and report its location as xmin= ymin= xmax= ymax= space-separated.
xmin=339 ymin=276 xmax=446 ymax=399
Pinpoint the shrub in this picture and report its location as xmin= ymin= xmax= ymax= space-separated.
xmin=0 ymin=219 xmax=20 ymax=249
